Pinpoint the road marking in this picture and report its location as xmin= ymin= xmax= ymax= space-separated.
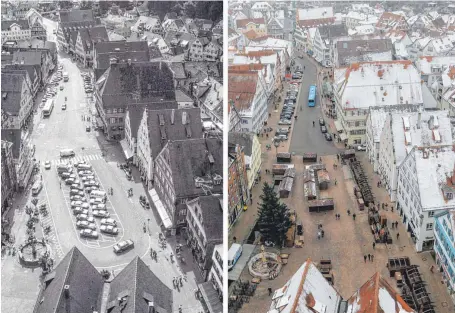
xmin=50 ymin=154 xmax=102 ymax=166
xmin=42 ymin=178 xmax=65 ymax=260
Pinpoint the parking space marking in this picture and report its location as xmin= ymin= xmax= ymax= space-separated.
xmin=85 ymin=240 xmax=100 ymax=247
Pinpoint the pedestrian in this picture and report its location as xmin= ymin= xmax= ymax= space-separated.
xmin=179 ymin=305 xmax=182 ymax=313
xmin=364 ymin=255 xmax=367 ymax=263
xmin=347 ymin=209 xmax=351 ymax=216
xmin=371 ymin=255 xmax=374 ymax=262
xmin=397 ymin=233 xmax=400 ymax=240
xmin=372 ymin=242 xmax=376 ymax=249
xmin=268 ymin=287 xmax=273 ymax=296
xmin=353 ymin=213 xmax=356 ymax=220
xmin=317 ymin=231 xmax=321 ymax=240
xmin=233 ymin=236 xmax=237 ymax=243
xmin=334 ymin=179 xmax=337 ymax=185
xmin=382 ymin=203 xmax=384 ymax=210
xmin=391 ymin=222 xmax=394 ymax=229
xmin=368 ymin=254 xmax=371 ymax=261
xmin=321 ymin=230 xmax=325 ymax=238
xmin=396 ymin=221 xmax=399 ymax=228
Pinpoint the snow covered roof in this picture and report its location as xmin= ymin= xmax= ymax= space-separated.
xmin=298 ymin=7 xmax=334 ymax=21
xmin=414 ymin=145 xmax=455 ymax=210
xmin=268 ymin=259 xmax=341 ymax=313
xmin=334 ymin=61 xmax=423 ymax=109
xmin=416 ymin=56 xmax=455 ymax=75
xmin=248 ymin=38 xmax=293 ymax=59
xmin=431 ymin=35 xmax=455 ymax=54
xmin=369 ymin=105 xmax=417 ymax=143
xmin=347 ymin=272 xmax=415 ymax=313
xmin=391 ymin=110 xmax=453 ymax=168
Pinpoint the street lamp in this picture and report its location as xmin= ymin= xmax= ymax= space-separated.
xmin=274 ymin=140 xmax=280 ymax=155
xmin=147 ymin=218 xmax=151 ymax=236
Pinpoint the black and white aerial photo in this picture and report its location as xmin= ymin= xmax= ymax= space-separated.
xmin=1 ymin=1 xmax=223 ymax=313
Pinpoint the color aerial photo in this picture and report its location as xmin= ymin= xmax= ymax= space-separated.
xmin=227 ymin=1 xmax=455 ymax=313
xmin=1 ymin=1 xmax=223 ymax=313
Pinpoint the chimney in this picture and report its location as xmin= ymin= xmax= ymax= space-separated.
xmin=171 ymin=109 xmax=175 ymax=124
xmin=128 ymin=58 xmax=132 ymax=65
xmin=148 ymin=302 xmax=155 ymax=313
xmin=64 ymin=285 xmax=70 ymax=298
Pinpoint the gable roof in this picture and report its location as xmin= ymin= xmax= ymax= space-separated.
xmin=229 ymin=132 xmax=254 ymax=156
xmin=97 ymin=61 xmax=176 ymax=108
xmin=228 ymin=72 xmax=259 ymax=111
xmin=108 ymin=257 xmax=172 ymax=313
xmin=188 ymin=195 xmax=223 ymax=240
xmin=318 ymin=24 xmax=348 ymax=39
xmin=1 ymin=19 xmax=29 ymax=30
xmin=347 ymin=272 xmax=415 ymax=313
xmin=145 ymin=107 xmax=203 ymax=159
xmin=236 ymin=18 xmax=265 ymax=29
xmin=12 ymin=50 xmax=42 ymax=65
xmin=94 ymin=40 xmax=150 ymax=70
xmin=268 ymin=258 xmax=341 ymax=313
xmin=163 ymin=138 xmax=223 ymax=198
xmin=78 ymin=25 xmax=109 ymax=52
xmin=59 ymin=9 xmax=95 ymax=24
xmin=33 ymin=247 xmax=104 ymax=313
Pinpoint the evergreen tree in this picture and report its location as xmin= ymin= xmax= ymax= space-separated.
xmin=257 ymin=182 xmax=291 ymax=247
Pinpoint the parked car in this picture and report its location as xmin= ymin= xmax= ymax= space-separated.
xmin=62 ymin=103 xmax=67 ymax=110
xmin=44 ymin=161 xmax=51 ymax=170
xmin=278 ymin=120 xmax=292 ymax=125
xmin=73 ymin=207 xmax=89 ymax=215
xmin=76 ymin=213 xmax=92 ymax=221
xmin=357 ymin=144 xmax=367 ymax=151
xmin=100 ymin=225 xmax=119 ymax=235
xmin=324 ymin=133 xmax=332 ymax=141
xmin=76 ymin=221 xmax=97 ymax=230
xmin=101 ymin=218 xmax=117 ymax=226
xmin=70 ymin=195 xmax=86 ymax=202
xmin=80 ymin=229 xmax=98 ymax=239
xmin=70 ymin=201 xmax=83 ymax=208
xmin=113 ymin=240 xmax=134 ymax=254
xmin=320 ymin=126 xmax=327 ymax=133
xmin=32 ymin=181 xmax=43 ymax=195
xmin=93 ymin=210 xmax=110 ymax=218
xmin=319 ymin=118 xmax=325 ymax=126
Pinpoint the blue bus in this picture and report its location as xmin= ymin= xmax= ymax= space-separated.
xmin=308 ymin=85 xmax=316 ymax=107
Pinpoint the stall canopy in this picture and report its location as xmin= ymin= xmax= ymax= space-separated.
xmin=198 ymin=282 xmax=222 ymax=313
xmin=148 ymin=188 xmax=172 ymax=229
xmin=339 ymin=133 xmax=348 ymax=141
xmin=119 ymin=139 xmax=133 ymax=161
xmin=334 ymin=121 xmax=343 ymax=133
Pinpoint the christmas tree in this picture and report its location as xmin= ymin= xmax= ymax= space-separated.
xmin=257 ymin=182 xmax=291 ymax=247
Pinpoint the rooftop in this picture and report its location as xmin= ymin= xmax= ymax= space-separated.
xmin=229 ymin=132 xmax=254 ymax=156
xmin=336 ymin=39 xmax=393 ymax=66
xmin=414 ymin=145 xmax=455 ymax=210
xmin=94 ymin=40 xmax=150 ymax=70
xmin=228 ymin=71 xmax=259 ymax=112
xmin=334 ymin=61 xmax=423 ymax=109
xmin=187 ymin=195 xmax=223 ymax=241
xmin=236 ymin=18 xmax=265 ymax=29
xmin=297 ymin=7 xmax=334 ymax=20
xmin=59 ymin=9 xmax=95 ymax=24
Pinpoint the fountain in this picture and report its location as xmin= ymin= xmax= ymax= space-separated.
xmin=18 ymin=235 xmax=49 ymax=268
xmin=248 ymin=245 xmax=282 ymax=279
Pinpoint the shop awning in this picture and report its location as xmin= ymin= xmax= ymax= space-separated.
xmin=334 ymin=121 xmax=343 ymax=133
xmin=198 ymin=282 xmax=222 ymax=313
xmin=148 ymin=188 xmax=172 ymax=229
xmin=339 ymin=133 xmax=348 ymax=141
xmin=119 ymin=139 xmax=133 ymax=161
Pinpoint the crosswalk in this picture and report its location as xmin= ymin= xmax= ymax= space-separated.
xmin=49 ymin=154 xmax=103 ymax=166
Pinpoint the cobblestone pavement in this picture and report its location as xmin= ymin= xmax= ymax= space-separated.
xmin=230 ymin=54 xmax=455 ymax=313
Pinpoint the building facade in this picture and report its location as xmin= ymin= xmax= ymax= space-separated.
xmin=1 ymin=20 xmax=31 ymax=42
xmin=1 ymin=140 xmax=17 ymax=214
xmin=228 ymin=143 xmax=248 ymax=228
xmin=434 ymin=210 xmax=455 ymax=305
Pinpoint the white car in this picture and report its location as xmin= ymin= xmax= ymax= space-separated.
xmin=70 ymin=200 xmax=83 ymax=208
xmin=101 ymin=218 xmax=117 ymax=226
xmin=100 ymin=225 xmax=119 ymax=235
xmin=44 ymin=161 xmax=51 ymax=169
xmin=356 ymin=144 xmax=367 ymax=151
xmin=80 ymin=229 xmax=98 ymax=238
xmin=93 ymin=210 xmax=110 ymax=218
xmin=76 ymin=221 xmax=96 ymax=230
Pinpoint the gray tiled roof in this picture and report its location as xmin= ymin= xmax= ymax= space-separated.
xmin=336 ymin=39 xmax=393 ymax=66
xmin=1 ymin=72 xmax=24 ymax=92
xmin=318 ymin=24 xmax=348 ymax=39
xmin=108 ymin=257 xmax=172 ymax=313
xmin=33 ymin=247 xmax=104 ymax=313
xmin=59 ymin=9 xmax=94 ymax=24
xmin=146 ymin=107 xmax=203 ymax=158
xmin=197 ymin=195 xmax=223 ymax=240
xmin=229 ymin=132 xmax=254 ymax=156
xmin=12 ymin=51 xmax=42 ymax=65
xmin=163 ymin=31 xmax=196 ymax=47
xmin=1 ymin=19 xmax=29 ymax=30
xmin=78 ymin=25 xmax=109 ymax=52
xmin=164 ymin=138 xmax=223 ymax=198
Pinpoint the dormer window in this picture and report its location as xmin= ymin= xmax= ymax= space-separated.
xmin=195 ymin=177 xmax=204 ymax=188
xmin=448 ymin=193 xmax=453 ymax=200
xmin=213 ymin=174 xmax=222 ymax=185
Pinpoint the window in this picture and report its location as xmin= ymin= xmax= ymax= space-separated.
xmin=426 ymin=223 xmax=433 ymax=231
xmin=428 ymin=211 xmax=434 ymax=218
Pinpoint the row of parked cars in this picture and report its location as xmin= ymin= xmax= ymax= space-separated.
xmin=278 ymin=88 xmax=298 ymax=127
xmin=318 ymin=118 xmax=332 ymax=141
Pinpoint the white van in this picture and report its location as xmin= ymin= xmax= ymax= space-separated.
xmin=32 ymin=181 xmax=43 ymax=195
xmin=90 ymin=190 xmax=107 ymax=199
xmin=60 ymin=149 xmax=75 ymax=157
xmin=228 ymin=243 xmax=243 ymax=271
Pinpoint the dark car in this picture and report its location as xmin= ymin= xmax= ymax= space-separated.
xmin=324 ymin=133 xmax=332 ymax=141
xmin=320 ymin=125 xmax=327 ymax=133
xmin=319 ymin=118 xmax=325 ymax=126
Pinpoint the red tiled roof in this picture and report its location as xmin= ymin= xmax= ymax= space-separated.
xmin=236 ymin=18 xmax=265 ymax=29
xmin=229 ymin=64 xmax=265 ymax=72
xmin=243 ymin=29 xmax=258 ymax=40
xmin=236 ymin=49 xmax=276 ymax=59
xmin=228 ymin=72 xmax=258 ymax=111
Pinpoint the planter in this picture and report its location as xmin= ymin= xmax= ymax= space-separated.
xmin=18 ymin=240 xmax=49 ymax=268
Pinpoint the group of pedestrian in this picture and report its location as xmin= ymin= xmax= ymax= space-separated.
xmin=377 ymin=181 xmax=383 ymax=188
xmin=335 ymin=213 xmax=341 ymax=220
xmin=333 ymin=163 xmax=338 ymax=170
xmin=317 ymin=224 xmax=325 ymax=240
xmin=173 ymin=276 xmax=184 ymax=289
xmin=363 ymin=254 xmax=374 ymax=263
xmin=390 ymin=221 xmax=399 ymax=229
